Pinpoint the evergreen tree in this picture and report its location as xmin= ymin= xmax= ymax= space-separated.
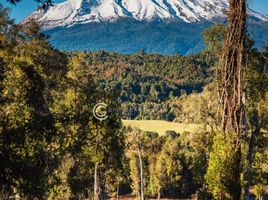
xmin=0 ymin=12 xmax=65 ymax=199
xmin=51 ymin=52 xmax=124 ymax=199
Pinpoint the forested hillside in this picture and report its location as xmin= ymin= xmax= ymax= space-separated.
xmin=43 ymin=20 xmax=268 ymax=55
xmin=74 ymin=50 xmax=215 ymax=121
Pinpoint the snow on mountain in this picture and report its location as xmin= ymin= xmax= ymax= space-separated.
xmin=27 ymin=0 xmax=268 ymax=30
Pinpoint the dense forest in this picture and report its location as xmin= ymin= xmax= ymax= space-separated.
xmin=0 ymin=2 xmax=268 ymax=200
xmin=79 ymin=50 xmax=214 ymax=121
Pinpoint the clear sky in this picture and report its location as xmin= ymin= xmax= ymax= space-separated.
xmin=1 ymin=0 xmax=65 ymax=22
xmin=1 ymin=0 xmax=268 ymax=23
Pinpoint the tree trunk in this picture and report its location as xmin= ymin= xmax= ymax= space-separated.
xmin=93 ymin=123 xmax=107 ymax=200
xmin=137 ymin=147 xmax=144 ymax=200
xmin=157 ymin=189 xmax=161 ymax=200
xmin=220 ymin=0 xmax=247 ymax=199
xmin=94 ymin=162 xmax=107 ymax=200
xmin=94 ymin=162 xmax=101 ymax=200
xmin=245 ymin=119 xmax=261 ymax=200
xmin=221 ymin=0 xmax=247 ymax=137
xmin=116 ymin=180 xmax=119 ymax=200
xmin=0 ymin=185 xmax=11 ymax=200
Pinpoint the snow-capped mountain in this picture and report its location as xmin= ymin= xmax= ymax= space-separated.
xmin=25 ymin=0 xmax=268 ymax=55
xmin=28 ymin=0 xmax=268 ymax=30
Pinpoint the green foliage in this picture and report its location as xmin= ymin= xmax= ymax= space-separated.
xmin=50 ymin=51 xmax=125 ymax=199
xmin=205 ymin=133 xmax=242 ymax=200
xmin=125 ymin=127 xmax=212 ymax=199
xmin=0 ymin=8 xmax=124 ymax=199
xmin=171 ymin=83 xmax=220 ymax=126
xmin=203 ymin=24 xmax=226 ymax=57
xmin=154 ymin=134 xmax=185 ymax=197
xmin=0 ymin=9 xmax=66 ymax=199
xmin=78 ymin=50 xmax=215 ymax=120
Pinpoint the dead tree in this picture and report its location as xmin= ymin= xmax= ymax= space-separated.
xmin=93 ymin=162 xmax=107 ymax=200
xmin=137 ymin=146 xmax=144 ymax=200
xmin=130 ymin=128 xmax=145 ymax=200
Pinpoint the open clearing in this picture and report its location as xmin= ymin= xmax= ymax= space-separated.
xmin=122 ymin=120 xmax=203 ymax=135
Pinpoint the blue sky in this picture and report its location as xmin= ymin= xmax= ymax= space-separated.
xmin=1 ymin=0 xmax=65 ymax=22
xmin=1 ymin=0 xmax=268 ymax=23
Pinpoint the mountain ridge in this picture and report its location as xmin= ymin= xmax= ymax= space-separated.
xmin=26 ymin=0 xmax=268 ymax=55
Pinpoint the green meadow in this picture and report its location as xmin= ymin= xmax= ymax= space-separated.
xmin=123 ymin=120 xmax=204 ymax=135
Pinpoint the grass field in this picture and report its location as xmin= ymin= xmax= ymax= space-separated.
xmin=122 ymin=120 xmax=203 ymax=136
